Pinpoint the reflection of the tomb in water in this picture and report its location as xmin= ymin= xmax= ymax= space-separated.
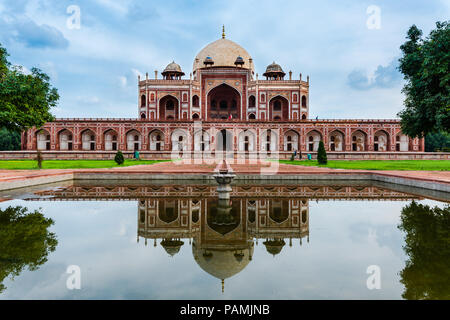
xmin=25 ymin=182 xmax=426 ymax=201
xmin=1 ymin=181 xmax=448 ymax=299
xmin=137 ymin=196 xmax=311 ymax=292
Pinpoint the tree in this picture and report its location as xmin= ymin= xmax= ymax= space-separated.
xmin=0 ymin=128 xmax=21 ymax=150
xmin=397 ymin=22 xmax=450 ymax=138
xmin=398 ymin=201 xmax=450 ymax=300
xmin=425 ymin=131 xmax=450 ymax=152
xmin=114 ymin=150 xmax=124 ymax=165
xmin=36 ymin=150 xmax=43 ymax=169
xmin=317 ymin=141 xmax=327 ymax=164
xmin=0 ymin=43 xmax=58 ymax=133
xmin=0 ymin=206 xmax=57 ymax=293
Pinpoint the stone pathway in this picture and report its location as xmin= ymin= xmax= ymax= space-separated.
xmin=98 ymin=160 xmax=450 ymax=184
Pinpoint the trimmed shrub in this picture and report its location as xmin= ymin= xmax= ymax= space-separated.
xmin=114 ymin=150 xmax=125 ymax=165
xmin=317 ymin=141 xmax=327 ymax=164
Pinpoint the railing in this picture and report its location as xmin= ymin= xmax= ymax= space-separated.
xmin=51 ymin=118 xmax=401 ymax=123
xmin=139 ymin=80 xmax=193 ymax=85
xmin=250 ymin=80 xmax=308 ymax=85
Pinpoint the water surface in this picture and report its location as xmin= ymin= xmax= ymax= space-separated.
xmin=0 ymin=180 xmax=448 ymax=299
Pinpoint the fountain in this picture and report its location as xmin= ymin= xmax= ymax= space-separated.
xmin=212 ymin=160 xmax=235 ymax=200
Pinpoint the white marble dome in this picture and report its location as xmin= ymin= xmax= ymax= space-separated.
xmin=193 ymin=38 xmax=254 ymax=73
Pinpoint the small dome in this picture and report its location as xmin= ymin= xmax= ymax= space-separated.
xmin=263 ymin=239 xmax=286 ymax=256
xmin=234 ymin=56 xmax=245 ymax=66
xmin=160 ymin=239 xmax=184 ymax=256
xmin=162 ymin=61 xmax=185 ymax=76
xmin=203 ymin=56 xmax=214 ymax=65
xmin=263 ymin=62 xmax=285 ymax=77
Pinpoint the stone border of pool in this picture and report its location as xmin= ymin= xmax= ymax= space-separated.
xmin=0 ymin=163 xmax=449 ymax=193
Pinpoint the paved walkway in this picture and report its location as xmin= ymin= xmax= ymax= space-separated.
xmin=89 ymin=160 xmax=450 ymax=184
xmin=0 ymin=160 xmax=449 ymax=190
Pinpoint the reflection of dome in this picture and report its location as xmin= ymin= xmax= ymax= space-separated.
xmin=160 ymin=239 xmax=184 ymax=256
xmin=208 ymin=199 xmax=239 ymax=236
xmin=193 ymin=241 xmax=254 ymax=280
xmin=203 ymin=251 xmax=213 ymax=262
xmin=234 ymin=252 xmax=245 ymax=262
xmin=193 ymin=37 xmax=253 ymax=73
xmin=263 ymin=239 xmax=286 ymax=256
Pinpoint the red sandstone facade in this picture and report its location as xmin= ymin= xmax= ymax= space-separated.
xmin=21 ymin=32 xmax=425 ymax=159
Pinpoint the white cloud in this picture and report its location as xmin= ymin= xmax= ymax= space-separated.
xmin=118 ymin=76 xmax=127 ymax=88
xmin=76 ymin=95 xmax=101 ymax=104
xmin=95 ymin=0 xmax=129 ymax=15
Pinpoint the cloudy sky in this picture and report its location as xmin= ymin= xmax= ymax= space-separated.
xmin=0 ymin=0 xmax=448 ymax=119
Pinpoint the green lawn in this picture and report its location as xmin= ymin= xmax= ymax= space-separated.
xmin=0 ymin=159 xmax=169 ymax=170
xmin=278 ymin=160 xmax=450 ymax=171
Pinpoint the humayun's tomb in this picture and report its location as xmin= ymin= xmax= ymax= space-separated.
xmin=16 ymin=27 xmax=442 ymax=161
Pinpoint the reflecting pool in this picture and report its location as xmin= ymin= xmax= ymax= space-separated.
xmin=0 ymin=180 xmax=448 ymax=299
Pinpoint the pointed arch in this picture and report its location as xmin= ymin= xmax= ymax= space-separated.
xmin=171 ymin=129 xmax=189 ymax=152
xmin=269 ymin=95 xmax=289 ymax=121
xmin=207 ymin=83 xmax=241 ymax=120
xmin=329 ymin=129 xmax=345 ymax=151
xmin=248 ymin=95 xmax=256 ymax=108
xmin=238 ymin=129 xmax=256 ymax=152
xmin=149 ymin=129 xmax=164 ymax=151
xmin=58 ymin=129 xmax=73 ymax=150
xmin=80 ymin=129 xmax=96 ymax=151
xmin=284 ymin=129 xmax=299 ymax=151
xmin=126 ymin=129 xmax=142 ymax=151
xmin=351 ymin=130 xmax=367 ymax=151
xmin=269 ymin=199 xmax=290 ymax=224
xmin=159 ymin=94 xmax=179 ymax=120
xmin=395 ymin=133 xmax=409 ymax=151
xmin=306 ymin=129 xmax=322 ymax=152
xmin=194 ymin=130 xmax=211 ymax=151
xmin=104 ymin=129 xmax=118 ymax=151
xmin=374 ymin=129 xmax=389 ymax=151
xmin=216 ymin=129 xmax=234 ymax=151
xmin=36 ymin=129 xmax=51 ymax=150
xmin=260 ymin=129 xmax=278 ymax=152
xmin=206 ymin=198 xmax=241 ymax=236
xmin=301 ymin=95 xmax=307 ymax=108
xmin=192 ymin=95 xmax=199 ymax=108
xmin=158 ymin=200 xmax=179 ymax=224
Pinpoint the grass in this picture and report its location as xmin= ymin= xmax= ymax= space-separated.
xmin=1 ymin=158 xmax=448 ymax=171
xmin=0 ymin=159 xmax=169 ymax=170
xmin=278 ymin=160 xmax=450 ymax=171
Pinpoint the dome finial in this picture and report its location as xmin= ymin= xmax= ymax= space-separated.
xmin=222 ymin=25 xmax=225 ymax=39
xmin=222 ymin=279 xmax=225 ymax=293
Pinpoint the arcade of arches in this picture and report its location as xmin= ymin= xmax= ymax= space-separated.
xmin=32 ymin=126 xmax=417 ymax=155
